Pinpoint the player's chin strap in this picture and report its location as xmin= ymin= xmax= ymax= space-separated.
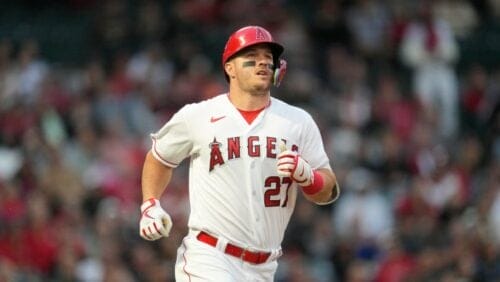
xmin=272 ymin=59 xmax=287 ymax=87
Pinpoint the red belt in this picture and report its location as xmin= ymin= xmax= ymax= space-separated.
xmin=196 ymin=231 xmax=271 ymax=264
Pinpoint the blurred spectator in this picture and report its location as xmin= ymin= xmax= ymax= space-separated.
xmin=0 ymin=147 xmax=23 ymax=181
xmin=0 ymin=258 xmax=16 ymax=282
xmin=91 ymin=0 xmax=132 ymax=61
xmin=418 ymin=145 xmax=468 ymax=212
xmin=460 ymin=63 xmax=489 ymax=134
xmin=14 ymin=39 xmax=50 ymax=106
xmin=346 ymin=0 xmax=391 ymax=60
xmin=333 ymin=55 xmax=373 ymax=129
xmin=400 ymin=1 xmax=460 ymax=140
xmin=486 ymin=162 xmax=500 ymax=245
xmin=134 ymin=0 xmax=168 ymax=43
xmin=0 ymin=39 xmax=16 ymax=110
xmin=333 ymin=167 xmax=393 ymax=244
xmin=0 ymin=181 xmax=26 ymax=228
xmin=39 ymin=147 xmax=84 ymax=211
xmin=126 ymin=42 xmax=174 ymax=105
xmin=374 ymin=235 xmax=416 ymax=282
xmin=433 ymin=0 xmax=479 ymax=40
xmin=326 ymin=119 xmax=362 ymax=169
xmin=344 ymin=259 xmax=373 ymax=282
xmin=385 ymin=1 xmax=412 ymax=63
xmin=309 ymin=0 xmax=352 ymax=81
xmin=63 ymin=125 xmax=100 ymax=175
xmin=480 ymin=68 xmax=500 ymax=147
xmin=276 ymin=248 xmax=317 ymax=282
xmin=372 ymin=72 xmax=418 ymax=143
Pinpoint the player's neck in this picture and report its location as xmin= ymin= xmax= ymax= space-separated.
xmin=228 ymin=90 xmax=270 ymax=111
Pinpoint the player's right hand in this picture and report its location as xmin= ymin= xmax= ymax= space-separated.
xmin=139 ymin=198 xmax=172 ymax=241
xmin=277 ymin=150 xmax=314 ymax=187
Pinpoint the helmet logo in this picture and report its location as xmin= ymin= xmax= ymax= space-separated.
xmin=255 ymin=28 xmax=267 ymax=41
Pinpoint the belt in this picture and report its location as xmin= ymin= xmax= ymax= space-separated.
xmin=196 ymin=231 xmax=271 ymax=264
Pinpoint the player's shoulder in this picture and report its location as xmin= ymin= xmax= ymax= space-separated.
xmin=270 ymin=97 xmax=314 ymax=121
xmin=178 ymin=93 xmax=227 ymax=115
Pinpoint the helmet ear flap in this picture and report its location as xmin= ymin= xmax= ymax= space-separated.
xmin=272 ymin=59 xmax=287 ymax=87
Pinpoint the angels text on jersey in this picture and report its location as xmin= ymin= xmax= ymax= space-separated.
xmin=208 ymin=135 xmax=298 ymax=172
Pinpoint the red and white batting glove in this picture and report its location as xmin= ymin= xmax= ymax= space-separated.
xmin=139 ymin=198 xmax=172 ymax=241
xmin=277 ymin=150 xmax=314 ymax=187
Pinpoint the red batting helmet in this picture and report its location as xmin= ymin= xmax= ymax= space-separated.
xmin=222 ymin=26 xmax=286 ymax=86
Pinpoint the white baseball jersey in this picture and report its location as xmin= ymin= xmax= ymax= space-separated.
xmin=151 ymin=93 xmax=331 ymax=251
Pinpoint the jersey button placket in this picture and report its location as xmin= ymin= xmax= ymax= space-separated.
xmin=250 ymin=162 xmax=257 ymax=196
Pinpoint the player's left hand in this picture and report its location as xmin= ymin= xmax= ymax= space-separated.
xmin=277 ymin=150 xmax=313 ymax=187
xmin=139 ymin=198 xmax=172 ymax=241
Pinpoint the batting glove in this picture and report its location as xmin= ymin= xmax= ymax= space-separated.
xmin=139 ymin=198 xmax=172 ymax=241
xmin=277 ymin=150 xmax=314 ymax=187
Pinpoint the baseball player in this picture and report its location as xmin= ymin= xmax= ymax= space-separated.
xmin=139 ymin=25 xmax=340 ymax=281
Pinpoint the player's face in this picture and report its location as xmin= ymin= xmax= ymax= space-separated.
xmin=231 ymin=45 xmax=274 ymax=95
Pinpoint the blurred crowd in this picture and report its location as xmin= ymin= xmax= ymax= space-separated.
xmin=0 ymin=0 xmax=499 ymax=281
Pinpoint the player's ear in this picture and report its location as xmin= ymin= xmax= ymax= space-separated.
xmin=224 ymin=62 xmax=236 ymax=79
